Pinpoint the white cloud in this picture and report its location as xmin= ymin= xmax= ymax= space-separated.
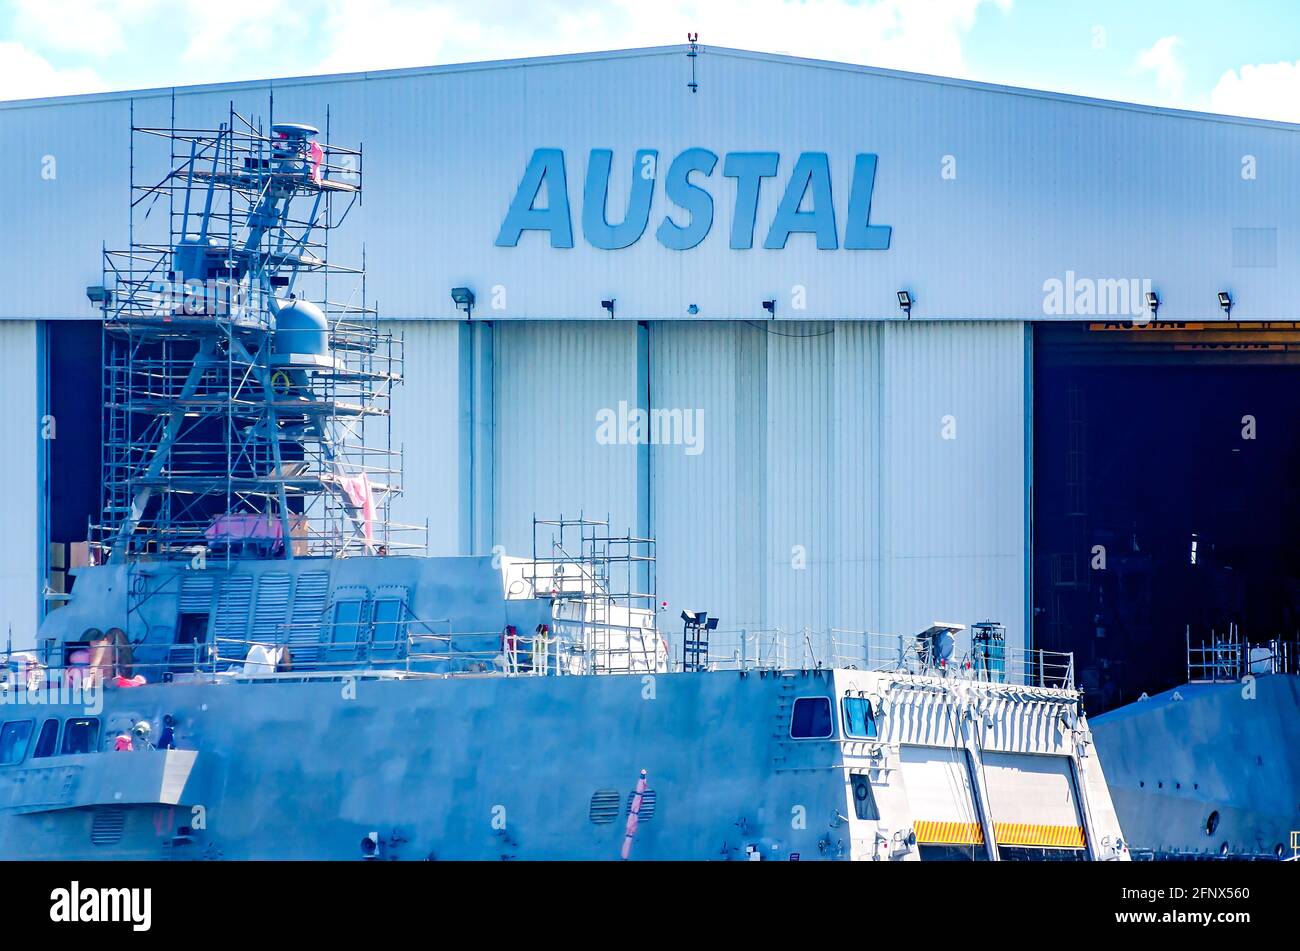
xmin=314 ymin=1 xmax=465 ymax=74
xmin=1136 ymin=35 xmax=1185 ymax=98
xmin=11 ymin=0 xmax=130 ymax=56
xmin=0 ymin=0 xmax=1010 ymax=99
xmin=1210 ymin=60 xmax=1300 ymax=123
xmin=313 ymin=0 xmax=1012 ymax=79
xmin=0 ymin=42 xmax=105 ymax=101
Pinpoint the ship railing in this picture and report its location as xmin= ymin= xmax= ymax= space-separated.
xmin=4 ymin=627 xmax=1077 ymax=689
xmin=1187 ymin=625 xmax=1299 ymax=683
xmin=404 ymin=629 xmax=585 ymax=677
xmin=830 ymin=628 xmax=1075 ymax=690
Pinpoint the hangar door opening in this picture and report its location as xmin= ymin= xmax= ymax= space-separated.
xmin=1033 ymin=322 xmax=1300 ymax=713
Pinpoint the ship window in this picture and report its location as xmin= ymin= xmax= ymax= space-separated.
xmin=790 ymin=697 xmax=833 ymax=739
xmin=61 ymin=717 xmax=101 ymax=755
xmin=842 ymin=696 xmax=878 ymax=738
xmin=33 ymin=719 xmax=59 ymax=758
xmin=0 ymin=720 xmax=34 ymax=765
xmin=850 ymin=773 xmax=880 ymax=821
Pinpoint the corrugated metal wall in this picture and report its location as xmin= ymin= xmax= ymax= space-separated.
xmin=492 ymin=321 xmax=645 ymax=558
xmin=381 ymin=320 xmax=464 ymax=554
xmin=647 ymin=319 xmax=1027 ymax=649
xmin=0 ymin=322 xmax=41 ymax=643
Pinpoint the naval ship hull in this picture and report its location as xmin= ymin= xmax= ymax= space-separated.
xmin=0 ymin=665 xmax=1126 ymax=861
xmin=1092 ymin=674 xmax=1300 ymax=860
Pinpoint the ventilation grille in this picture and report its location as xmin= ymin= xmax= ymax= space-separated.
xmin=179 ymin=573 xmax=215 ymax=612
xmin=251 ymin=573 xmax=291 ymax=642
xmin=627 ymin=789 xmax=657 ymax=820
xmin=288 ymin=571 xmax=331 ymax=666
xmin=212 ymin=575 xmax=254 ymax=659
xmin=91 ymin=808 xmax=126 ymax=846
xmin=589 ymin=790 xmax=621 ymax=824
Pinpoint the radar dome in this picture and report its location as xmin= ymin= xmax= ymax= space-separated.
xmin=273 ymin=298 xmax=329 ymax=358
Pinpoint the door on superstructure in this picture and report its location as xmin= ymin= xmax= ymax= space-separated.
xmin=368 ymin=587 xmax=409 ymax=667
xmin=326 ymin=586 xmax=371 ymax=668
xmin=898 ymin=746 xmax=989 ymax=861
xmin=980 ymin=752 xmax=1088 ymax=860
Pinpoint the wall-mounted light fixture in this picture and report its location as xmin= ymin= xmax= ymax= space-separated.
xmin=1145 ymin=290 xmax=1160 ymax=321
xmin=1218 ymin=291 xmax=1233 ymax=317
xmin=601 ymin=298 xmax=615 ymax=318
xmin=761 ymin=299 xmax=776 ymax=318
xmin=896 ymin=290 xmax=912 ymax=319
xmin=450 ymin=286 xmax=475 ymax=320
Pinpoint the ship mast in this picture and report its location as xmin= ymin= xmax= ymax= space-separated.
xmin=93 ymin=106 xmax=416 ymax=563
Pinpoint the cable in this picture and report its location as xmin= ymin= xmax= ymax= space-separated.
xmin=742 ymin=321 xmax=835 ymax=338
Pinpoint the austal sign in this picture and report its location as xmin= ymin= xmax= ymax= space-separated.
xmin=497 ymin=149 xmax=892 ymax=251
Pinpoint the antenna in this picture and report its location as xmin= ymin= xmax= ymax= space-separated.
xmin=687 ymin=33 xmax=700 ymax=93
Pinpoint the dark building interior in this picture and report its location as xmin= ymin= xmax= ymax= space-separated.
xmin=1034 ymin=321 xmax=1300 ymax=712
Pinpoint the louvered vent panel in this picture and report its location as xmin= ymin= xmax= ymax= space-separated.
xmin=212 ymin=575 xmax=254 ymax=661
xmin=288 ymin=571 xmax=330 ymax=667
xmin=589 ymin=790 xmax=621 ymax=824
xmin=91 ymin=808 xmax=126 ymax=846
xmin=251 ymin=573 xmax=291 ymax=642
xmin=179 ymin=573 xmax=215 ymax=612
xmin=627 ymin=789 xmax=657 ymax=820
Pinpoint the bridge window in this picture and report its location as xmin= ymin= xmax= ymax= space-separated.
xmin=0 ymin=720 xmax=33 ymax=765
xmin=61 ymin=717 xmax=100 ymax=755
xmin=842 ymin=696 xmax=878 ymax=738
xmin=790 ymin=696 xmax=833 ymax=739
xmin=33 ymin=719 xmax=59 ymax=758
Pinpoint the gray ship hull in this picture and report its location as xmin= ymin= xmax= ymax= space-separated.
xmin=1092 ymin=674 xmax=1300 ymax=860
xmin=1 ymin=664 xmax=1124 ymax=861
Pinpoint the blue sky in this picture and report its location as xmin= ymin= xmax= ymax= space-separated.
xmin=2 ymin=0 xmax=1298 ymax=120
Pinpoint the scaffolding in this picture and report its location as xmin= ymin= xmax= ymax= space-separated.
xmin=526 ymin=515 xmax=660 ymax=673
xmin=92 ymin=104 xmax=423 ymax=562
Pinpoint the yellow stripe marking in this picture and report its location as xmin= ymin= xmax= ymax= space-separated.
xmin=994 ymin=822 xmax=1086 ymax=849
xmin=913 ymin=820 xmax=985 ymax=846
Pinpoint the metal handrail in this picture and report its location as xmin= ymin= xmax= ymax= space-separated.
xmin=5 ymin=625 xmax=1079 ymax=690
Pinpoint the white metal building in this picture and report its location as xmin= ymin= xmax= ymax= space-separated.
xmin=2 ymin=46 xmax=1297 ymax=680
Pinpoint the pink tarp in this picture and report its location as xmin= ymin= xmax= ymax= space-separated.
xmin=205 ymin=514 xmax=283 ymax=543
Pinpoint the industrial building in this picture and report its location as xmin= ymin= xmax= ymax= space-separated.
xmin=2 ymin=45 xmax=1298 ymax=710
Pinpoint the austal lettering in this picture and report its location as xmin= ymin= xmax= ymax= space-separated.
xmin=497 ymin=148 xmax=891 ymax=251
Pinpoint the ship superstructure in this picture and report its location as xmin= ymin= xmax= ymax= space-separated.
xmin=0 ymin=111 xmax=1129 ymax=861
xmin=96 ymin=108 xmax=411 ymax=563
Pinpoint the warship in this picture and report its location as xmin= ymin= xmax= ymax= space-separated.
xmin=0 ymin=111 xmax=1128 ymax=861
xmin=1092 ymin=629 xmax=1299 ymax=861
